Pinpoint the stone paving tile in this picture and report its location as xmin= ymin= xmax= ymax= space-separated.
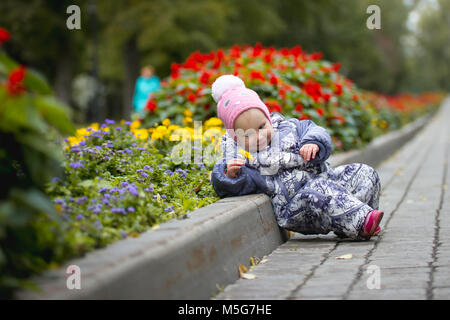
xmin=216 ymin=98 xmax=450 ymax=300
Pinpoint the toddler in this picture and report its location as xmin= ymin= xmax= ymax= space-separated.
xmin=210 ymin=75 xmax=383 ymax=240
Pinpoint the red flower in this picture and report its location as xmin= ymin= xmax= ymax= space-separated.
xmin=269 ymin=74 xmax=278 ymax=85
xmin=145 ymin=99 xmax=157 ymax=112
xmin=309 ymin=52 xmax=323 ymax=60
xmin=352 ymin=94 xmax=359 ymax=101
xmin=187 ymin=93 xmax=196 ymax=103
xmin=199 ymin=71 xmax=211 ymax=85
xmin=279 ymin=88 xmax=286 ymax=99
xmin=170 ymin=63 xmax=180 ymax=79
xmin=332 ymin=62 xmax=341 ymax=72
xmin=299 ymin=114 xmax=310 ymax=120
xmin=295 ymin=104 xmax=303 ymax=112
xmin=6 ymin=66 xmax=26 ymax=95
xmin=252 ymin=42 xmax=263 ymax=57
xmin=316 ymin=108 xmax=325 ymax=116
xmin=304 ymin=79 xmax=322 ymax=102
xmin=230 ymin=45 xmax=241 ymax=59
xmin=265 ymin=101 xmax=282 ymax=113
xmin=323 ymin=93 xmax=331 ymax=102
xmin=0 ymin=27 xmax=10 ymax=46
xmin=264 ymin=52 xmax=273 ymax=64
xmin=249 ymin=70 xmax=265 ymax=82
xmin=334 ymin=83 xmax=343 ymax=96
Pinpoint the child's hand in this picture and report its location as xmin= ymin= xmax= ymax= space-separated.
xmin=226 ymin=158 xmax=245 ymax=178
xmin=300 ymin=143 xmax=319 ymax=162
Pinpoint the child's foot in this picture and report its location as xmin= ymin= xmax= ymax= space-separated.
xmin=373 ymin=226 xmax=381 ymax=236
xmin=359 ymin=210 xmax=384 ymax=240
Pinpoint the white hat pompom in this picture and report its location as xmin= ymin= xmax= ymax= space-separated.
xmin=211 ymin=74 xmax=246 ymax=103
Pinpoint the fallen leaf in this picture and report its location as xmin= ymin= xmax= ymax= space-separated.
xmin=418 ymin=196 xmax=427 ymax=201
xmin=336 ymin=253 xmax=353 ymax=260
xmin=443 ymin=184 xmax=448 ymax=190
xmin=260 ymin=258 xmax=269 ymax=264
xmin=238 ymin=264 xmax=257 ymax=279
xmin=240 ymin=273 xmax=257 ymax=280
xmin=151 ymin=225 xmax=160 ymax=230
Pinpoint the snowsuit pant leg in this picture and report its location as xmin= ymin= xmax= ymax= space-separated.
xmin=276 ymin=163 xmax=380 ymax=239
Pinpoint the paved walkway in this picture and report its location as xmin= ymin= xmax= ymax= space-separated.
xmin=216 ymin=97 xmax=450 ymax=300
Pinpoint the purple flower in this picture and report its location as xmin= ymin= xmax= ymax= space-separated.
xmin=94 ymin=220 xmax=102 ymax=230
xmin=76 ymin=214 xmax=84 ymax=220
xmin=70 ymin=162 xmax=84 ymax=169
xmin=71 ymin=146 xmax=81 ymax=153
xmin=125 ymin=121 xmax=132 ymax=125
xmin=128 ymin=185 xmax=139 ymax=197
xmin=121 ymin=182 xmax=129 ymax=188
xmin=120 ymin=231 xmax=128 ymax=238
xmin=101 ymin=124 xmax=107 ymax=128
xmin=54 ymin=198 xmax=65 ymax=205
xmin=124 ymin=148 xmax=132 ymax=154
xmin=105 ymin=119 xmax=115 ymax=125
xmin=102 ymin=198 xmax=110 ymax=205
xmin=127 ymin=206 xmax=135 ymax=213
xmin=140 ymin=172 xmax=149 ymax=178
xmin=144 ymin=187 xmax=154 ymax=193
xmin=161 ymin=195 xmax=167 ymax=199
xmin=76 ymin=196 xmax=88 ymax=204
xmin=131 ymin=142 xmax=137 ymax=147
xmin=164 ymin=206 xmax=174 ymax=212
xmin=115 ymin=127 xmax=122 ymax=131
xmin=99 ymin=187 xmax=109 ymax=193
xmin=52 ymin=177 xmax=61 ymax=183
xmin=79 ymin=140 xmax=86 ymax=146
xmin=111 ymin=207 xmax=126 ymax=215
xmin=110 ymin=187 xmax=119 ymax=193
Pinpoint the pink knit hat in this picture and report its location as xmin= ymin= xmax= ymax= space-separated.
xmin=211 ymin=74 xmax=272 ymax=142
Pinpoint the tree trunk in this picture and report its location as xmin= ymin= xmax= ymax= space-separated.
xmin=54 ymin=54 xmax=74 ymax=106
xmin=122 ymin=36 xmax=140 ymax=119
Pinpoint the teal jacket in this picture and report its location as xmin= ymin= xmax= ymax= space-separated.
xmin=132 ymin=76 xmax=161 ymax=114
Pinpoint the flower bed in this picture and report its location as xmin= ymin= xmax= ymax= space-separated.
xmin=48 ymin=115 xmax=221 ymax=252
xmin=141 ymin=43 xmax=443 ymax=152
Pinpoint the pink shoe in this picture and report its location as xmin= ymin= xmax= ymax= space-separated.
xmin=359 ymin=210 xmax=384 ymax=240
xmin=373 ymin=226 xmax=381 ymax=236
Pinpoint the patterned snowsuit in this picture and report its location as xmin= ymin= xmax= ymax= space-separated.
xmin=210 ymin=112 xmax=381 ymax=239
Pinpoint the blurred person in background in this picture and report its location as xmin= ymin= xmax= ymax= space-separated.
xmin=132 ymin=65 xmax=160 ymax=116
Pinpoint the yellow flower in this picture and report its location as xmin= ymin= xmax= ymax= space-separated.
xmin=162 ymin=118 xmax=171 ymax=126
xmin=168 ymin=124 xmax=180 ymax=133
xmin=184 ymin=109 xmax=193 ymax=117
xmin=67 ymin=136 xmax=81 ymax=146
xmin=238 ymin=149 xmax=254 ymax=161
xmin=183 ymin=117 xmax=193 ymax=125
xmin=89 ymin=123 xmax=99 ymax=131
xmin=204 ymin=117 xmax=223 ymax=128
xmin=155 ymin=125 xmax=169 ymax=136
xmin=151 ymin=131 xmax=163 ymax=140
xmin=76 ymin=128 xmax=89 ymax=138
xmin=379 ymin=120 xmax=388 ymax=129
xmin=130 ymin=120 xmax=141 ymax=130
xmin=134 ymin=129 xmax=149 ymax=140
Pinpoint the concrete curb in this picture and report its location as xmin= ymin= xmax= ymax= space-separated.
xmin=16 ymin=108 xmax=437 ymax=300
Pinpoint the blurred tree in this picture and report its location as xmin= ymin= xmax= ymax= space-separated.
xmin=96 ymin=0 xmax=231 ymax=119
xmin=272 ymin=0 xmax=412 ymax=94
xmin=409 ymin=0 xmax=450 ymax=92
xmin=0 ymin=0 xmax=87 ymax=105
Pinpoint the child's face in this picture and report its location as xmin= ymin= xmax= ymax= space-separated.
xmin=234 ymin=108 xmax=273 ymax=153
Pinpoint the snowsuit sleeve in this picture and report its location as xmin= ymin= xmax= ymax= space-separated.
xmin=248 ymin=144 xmax=308 ymax=176
xmin=210 ymin=133 xmax=267 ymax=198
xmin=290 ymin=119 xmax=332 ymax=164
